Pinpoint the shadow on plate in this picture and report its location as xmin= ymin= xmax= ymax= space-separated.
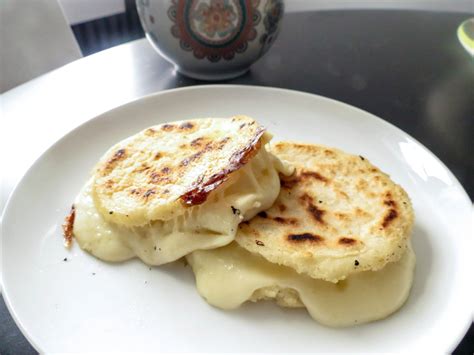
xmin=408 ymin=224 xmax=433 ymax=306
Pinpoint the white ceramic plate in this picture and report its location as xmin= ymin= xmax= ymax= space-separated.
xmin=2 ymin=86 xmax=472 ymax=353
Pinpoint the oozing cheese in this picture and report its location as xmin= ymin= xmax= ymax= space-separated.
xmin=73 ymin=147 xmax=290 ymax=265
xmin=186 ymin=242 xmax=415 ymax=327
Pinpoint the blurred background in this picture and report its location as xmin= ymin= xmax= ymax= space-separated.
xmin=65 ymin=0 xmax=472 ymax=56
xmin=2 ymin=0 xmax=472 ymax=92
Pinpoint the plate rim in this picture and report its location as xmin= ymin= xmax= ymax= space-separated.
xmin=1 ymin=84 xmax=472 ymax=352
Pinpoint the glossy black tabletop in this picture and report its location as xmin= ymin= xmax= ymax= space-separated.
xmin=1 ymin=9 xmax=473 ymax=354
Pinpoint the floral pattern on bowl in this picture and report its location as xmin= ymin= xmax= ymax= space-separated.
xmin=137 ymin=0 xmax=284 ymax=80
xmin=168 ymin=0 xmax=261 ymax=62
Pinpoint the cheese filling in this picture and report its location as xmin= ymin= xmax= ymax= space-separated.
xmin=186 ymin=242 xmax=415 ymax=327
xmin=73 ymin=147 xmax=291 ymax=265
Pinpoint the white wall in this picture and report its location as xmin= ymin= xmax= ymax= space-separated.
xmin=0 ymin=0 xmax=82 ymax=92
xmin=59 ymin=0 xmax=125 ymax=25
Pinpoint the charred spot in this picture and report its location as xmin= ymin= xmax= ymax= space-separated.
xmin=359 ymin=155 xmax=365 ymax=161
xmin=278 ymin=204 xmax=287 ymax=212
xmin=281 ymin=178 xmax=298 ymax=189
xmin=203 ymin=141 xmax=214 ymax=151
xmin=300 ymin=171 xmax=328 ymax=182
xmin=370 ymin=168 xmax=378 ymax=173
xmin=339 ymin=237 xmax=357 ymax=245
xmin=300 ymin=194 xmax=325 ymax=223
xmin=308 ymin=204 xmax=325 ymax=222
xmin=180 ymin=151 xmax=204 ymax=167
xmin=258 ymin=211 xmax=268 ymax=218
xmin=161 ymin=124 xmax=175 ymax=131
xmin=104 ymin=149 xmax=127 ymax=172
xmin=217 ymin=137 xmax=230 ymax=149
xmin=287 ymin=233 xmax=324 ymax=243
xmin=382 ymin=209 xmax=398 ymax=228
xmin=384 ymin=199 xmax=397 ymax=207
xmin=150 ymin=172 xmax=160 ymax=183
xmin=105 ymin=179 xmax=115 ymax=188
xmin=383 ymin=192 xmax=396 ymax=207
xmin=130 ymin=188 xmax=142 ymax=195
xmin=62 ymin=205 xmax=75 ymax=247
xmin=113 ymin=149 xmax=126 ymax=160
xmin=280 ymin=171 xmax=327 ymax=189
xmin=255 ymin=240 xmax=265 ymax=246
xmin=149 ymin=170 xmax=172 ymax=184
xmin=179 ymin=127 xmax=265 ymax=206
xmin=354 ymin=260 xmax=360 ymax=266
xmin=280 ymin=174 xmax=299 ymax=189
xmin=273 ymin=216 xmax=298 ymax=225
xmin=190 ymin=137 xmax=204 ymax=147
xmin=239 ymin=123 xmax=247 ymax=129
xmin=144 ymin=189 xmax=156 ymax=199
xmin=145 ymin=128 xmax=156 ymax=136
xmin=154 ymin=152 xmax=162 ymax=160
xmin=109 ymin=211 xmax=114 ymax=215
xmin=179 ymin=122 xmax=194 ymax=130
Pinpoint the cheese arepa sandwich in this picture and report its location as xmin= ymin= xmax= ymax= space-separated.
xmin=66 ymin=116 xmax=292 ymax=265
xmin=187 ymin=142 xmax=415 ymax=326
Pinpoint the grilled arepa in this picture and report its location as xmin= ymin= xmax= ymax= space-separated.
xmin=70 ymin=116 xmax=292 ymax=265
xmin=93 ymin=116 xmax=276 ymax=226
xmin=235 ymin=142 xmax=414 ymax=282
xmin=187 ymin=241 xmax=415 ymax=327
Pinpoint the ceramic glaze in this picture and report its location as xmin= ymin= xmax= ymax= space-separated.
xmin=137 ymin=0 xmax=284 ymax=80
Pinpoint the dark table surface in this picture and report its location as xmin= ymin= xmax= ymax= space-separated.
xmin=1 ymin=9 xmax=473 ymax=354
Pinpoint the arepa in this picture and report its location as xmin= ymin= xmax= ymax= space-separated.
xmin=70 ymin=116 xmax=291 ymax=265
xmin=235 ymin=142 xmax=414 ymax=282
xmin=93 ymin=116 xmax=279 ymax=226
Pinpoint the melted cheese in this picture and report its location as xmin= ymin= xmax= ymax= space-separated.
xmin=186 ymin=242 xmax=415 ymax=327
xmin=73 ymin=147 xmax=289 ymax=264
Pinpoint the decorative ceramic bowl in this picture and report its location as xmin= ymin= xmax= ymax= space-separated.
xmin=136 ymin=0 xmax=284 ymax=80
